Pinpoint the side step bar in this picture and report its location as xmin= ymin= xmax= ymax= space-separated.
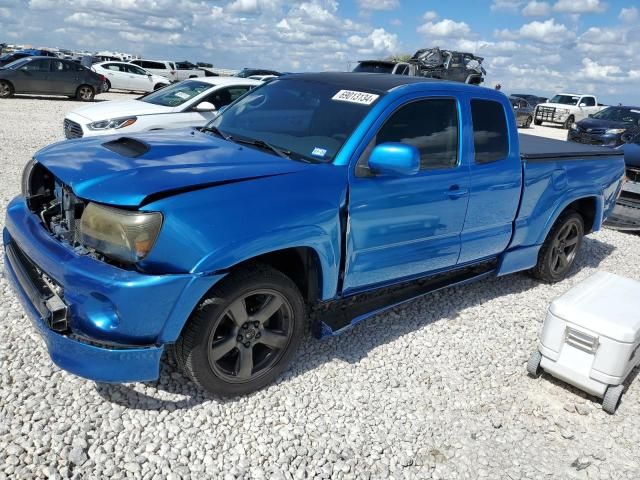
xmin=311 ymin=259 xmax=498 ymax=338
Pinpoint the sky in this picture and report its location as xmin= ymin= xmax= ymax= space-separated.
xmin=1 ymin=0 xmax=639 ymax=104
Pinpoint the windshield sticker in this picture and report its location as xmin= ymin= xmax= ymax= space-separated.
xmin=174 ymin=91 xmax=190 ymax=99
xmin=332 ymin=90 xmax=379 ymax=105
xmin=312 ymin=147 xmax=327 ymax=158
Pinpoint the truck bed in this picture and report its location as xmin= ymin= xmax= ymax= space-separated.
xmin=519 ymin=134 xmax=624 ymax=161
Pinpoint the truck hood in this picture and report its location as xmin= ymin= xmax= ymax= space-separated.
xmin=69 ymin=99 xmax=174 ymax=122
xmin=34 ymin=129 xmax=311 ymax=208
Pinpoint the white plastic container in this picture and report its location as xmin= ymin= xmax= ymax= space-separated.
xmin=528 ymin=271 xmax=640 ymax=413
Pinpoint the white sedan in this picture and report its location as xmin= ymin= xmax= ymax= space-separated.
xmin=92 ymin=61 xmax=170 ymax=93
xmin=63 ymin=77 xmax=261 ymax=139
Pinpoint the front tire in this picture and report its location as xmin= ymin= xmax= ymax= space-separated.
xmin=0 ymin=80 xmax=14 ymax=98
xmin=530 ymin=210 xmax=584 ymax=283
xmin=75 ymin=85 xmax=95 ymax=101
xmin=563 ymin=115 xmax=574 ymax=130
xmin=524 ymin=116 xmax=533 ymax=128
xmin=103 ymin=79 xmax=111 ymax=93
xmin=175 ymin=264 xmax=305 ymax=396
xmin=534 ymin=119 xmax=542 ymax=126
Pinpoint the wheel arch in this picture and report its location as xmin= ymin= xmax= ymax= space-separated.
xmin=538 ymin=195 xmax=601 ymax=245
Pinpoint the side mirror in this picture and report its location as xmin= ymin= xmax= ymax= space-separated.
xmin=195 ymin=101 xmax=216 ymax=112
xmin=369 ymin=143 xmax=420 ymax=177
xmin=579 ymin=103 xmax=587 ymax=107
xmin=588 ymin=114 xmax=594 ymax=118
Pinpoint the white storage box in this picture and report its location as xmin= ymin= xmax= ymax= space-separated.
xmin=528 ymin=271 xmax=640 ymax=413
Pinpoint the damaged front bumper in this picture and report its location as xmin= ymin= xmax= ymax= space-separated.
xmin=3 ymin=196 xmax=224 ymax=383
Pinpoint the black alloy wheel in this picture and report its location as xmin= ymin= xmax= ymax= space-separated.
xmin=175 ymin=264 xmax=305 ymax=396
xmin=531 ymin=211 xmax=584 ymax=283
xmin=207 ymin=289 xmax=294 ymax=383
xmin=0 ymin=80 xmax=13 ymax=98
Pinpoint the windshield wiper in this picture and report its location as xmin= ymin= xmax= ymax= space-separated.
xmin=201 ymin=125 xmax=231 ymax=141
xmin=232 ymin=137 xmax=292 ymax=160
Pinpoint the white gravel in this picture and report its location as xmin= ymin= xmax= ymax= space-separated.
xmin=1 ymin=94 xmax=640 ymax=479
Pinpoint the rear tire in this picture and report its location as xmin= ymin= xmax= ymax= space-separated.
xmin=175 ymin=264 xmax=305 ymax=396
xmin=524 ymin=116 xmax=533 ymax=128
xmin=0 ymin=80 xmax=13 ymax=98
xmin=75 ymin=85 xmax=95 ymax=101
xmin=530 ymin=210 xmax=584 ymax=283
xmin=103 ymin=79 xmax=111 ymax=93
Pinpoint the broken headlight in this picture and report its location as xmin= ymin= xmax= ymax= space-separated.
xmin=88 ymin=117 xmax=137 ymax=130
xmin=21 ymin=159 xmax=37 ymax=197
xmin=79 ymin=203 xmax=162 ymax=263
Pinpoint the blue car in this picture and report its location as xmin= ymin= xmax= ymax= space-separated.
xmin=567 ymin=106 xmax=640 ymax=148
xmin=3 ymin=73 xmax=625 ymax=395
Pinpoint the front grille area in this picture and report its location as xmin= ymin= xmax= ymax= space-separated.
xmin=63 ymin=119 xmax=83 ymax=139
xmin=536 ymin=106 xmax=556 ymax=121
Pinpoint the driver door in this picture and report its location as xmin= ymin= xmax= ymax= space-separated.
xmin=17 ymin=59 xmax=52 ymax=93
xmin=343 ymin=96 xmax=470 ymax=293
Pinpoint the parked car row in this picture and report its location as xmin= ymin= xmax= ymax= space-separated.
xmin=92 ymin=61 xmax=169 ymax=93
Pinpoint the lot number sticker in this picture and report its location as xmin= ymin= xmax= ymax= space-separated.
xmin=332 ymin=90 xmax=379 ymax=105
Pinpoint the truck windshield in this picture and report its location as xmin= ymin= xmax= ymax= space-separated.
xmin=206 ymin=78 xmax=381 ymax=163
xmin=591 ymin=107 xmax=640 ymax=125
xmin=142 ymin=80 xmax=211 ymax=107
xmin=550 ymin=95 xmax=580 ymax=105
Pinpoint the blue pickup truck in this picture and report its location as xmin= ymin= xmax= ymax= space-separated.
xmin=4 ymin=73 xmax=624 ymax=395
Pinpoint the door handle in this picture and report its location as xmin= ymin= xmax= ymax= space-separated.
xmin=448 ymin=185 xmax=469 ymax=199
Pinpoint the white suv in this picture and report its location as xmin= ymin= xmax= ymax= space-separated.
xmin=92 ymin=62 xmax=170 ymax=93
xmin=129 ymin=59 xmax=178 ymax=82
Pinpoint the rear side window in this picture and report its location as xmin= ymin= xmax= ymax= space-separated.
xmin=471 ymin=99 xmax=509 ymax=164
xmin=582 ymin=97 xmax=596 ymax=106
xmin=375 ymin=98 xmax=459 ymax=170
xmin=144 ymin=61 xmax=165 ymax=69
xmin=21 ymin=59 xmax=50 ymax=72
xmin=52 ymin=60 xmax=72 ymax=72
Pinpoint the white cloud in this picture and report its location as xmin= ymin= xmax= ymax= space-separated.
xmin=499 ymin=18 xmax=574 ymax=44
xmin=423 ymin=10 xmax=438 ymax=21
xmin=553 ymin=0 xmax=607 ymax=14
xmin=522 ymin=1 xmax=550 ymax=16
xmin=357 ymin=0 xmax=399 ymax=11
xmin=490 ymin=0 xmax=523 ymax=12
xmin=347 ymin=27 xmax=398 ymax=54
xmin=417 ymin=19 xmax=471 ymax=38
xmin=579 ymin=58 xmax=624 ymax=81
xmin=619 ymin=6 xmax=638 ymax=22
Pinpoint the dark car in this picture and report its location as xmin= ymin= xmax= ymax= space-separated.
xmin=0 ymin=49 xmax=57 ymax=67
xmin=234 ymin=68 xmax=281 ymax=78
xmin=510 ymin=96 xmax=535 ymax=128
xmin=511 ymin=93 xmax=548 ymax=107
xmin=0 ymin=56 xmax=104 ymax=101
xmin=567 ymin=106 xmax=640 ymax=148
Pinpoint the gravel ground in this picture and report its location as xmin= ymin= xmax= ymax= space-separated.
xmin=1 ymin=94 xmax=639 ymax=480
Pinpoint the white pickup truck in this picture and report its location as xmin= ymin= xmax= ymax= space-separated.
xmin=534 ymin=93 xmax=607 ymax=129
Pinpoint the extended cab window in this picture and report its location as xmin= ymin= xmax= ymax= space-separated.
xmin=375 ymin=98 xmax=459 ymax=170
xmin=581 ymin=97 xmax=596 ymax=107
xmin=471 ymin=99 xmax=508 ymax=164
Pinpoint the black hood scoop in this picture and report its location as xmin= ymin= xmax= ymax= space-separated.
xmin=102 ymin=137 xmax=150 ymax=158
